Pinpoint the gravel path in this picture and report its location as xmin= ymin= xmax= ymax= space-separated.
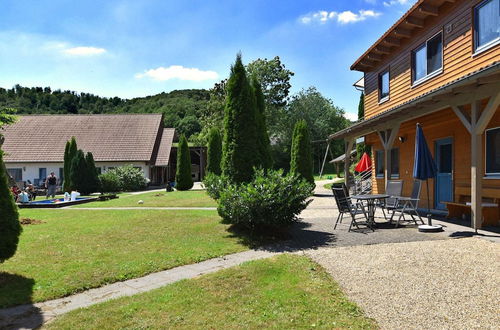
xmin=305 ymin=237 xmax=500 ymax=329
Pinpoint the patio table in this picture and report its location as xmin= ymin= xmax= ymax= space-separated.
xmin=351 ymin=194 xmax=390 ymax=227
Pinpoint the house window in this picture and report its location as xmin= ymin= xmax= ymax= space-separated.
xmin=39 ymin=168 xmax=47 ymax=181
xmin=485 ymin=127 xmax=500 ymax=175
xmin=378 ymin=69 xmax=390 ymax=102
xmin=474 ymin=0 xmax=500 ymax=52
xmin=7 ymin=168 xmax=23 ymax=181
xmin=390 ymin=148 xmax=400 ymax=178
xmin=375 ymin=150 xmax=385 ymax=178
xmin=412 ymin=32 xmax=443 ymax=84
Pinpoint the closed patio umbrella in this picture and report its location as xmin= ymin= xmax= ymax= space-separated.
xmin=355 ymin=152 xmax=372 ymax=173
xmin=413 ymin=123 xmax=442 ymax=232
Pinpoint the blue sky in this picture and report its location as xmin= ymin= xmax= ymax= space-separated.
xmin=0 ymin=0 xmax=415 ymax=120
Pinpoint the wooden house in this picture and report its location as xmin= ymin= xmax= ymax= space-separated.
xmin=330 ymin=0 xmax=500 ymax=229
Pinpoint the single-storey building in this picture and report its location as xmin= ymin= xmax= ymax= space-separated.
xmin=1 ymin=114 xmax=205 ymax=186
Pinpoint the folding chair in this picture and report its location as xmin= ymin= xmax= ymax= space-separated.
xmin=390 ymin=180 xmax=425 ymax=227
xmin=332 ymin=187 xmax=373 ymax=232
xmin=380 ymin=180 xmax=403 ymax=220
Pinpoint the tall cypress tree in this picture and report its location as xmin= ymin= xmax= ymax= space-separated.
xmin=176 ymin=135 xmax=194 ymax=190
xmin=222 ymin=53 xmax=259 ymax=183
xmin=70 ymin=149 xmax=88 ymax=194
xmin=63 ymin=137 xmax=77 ymax=192
xmin=252 ymin=77 xmax=272 ymax=169
xmin=357 ymin=93 xmax=364 ymax=120
xmin=85 ymin=152 xmax=100 ymax=194
xmin=0 ymin=150 xmax=22 ymax=263
xmin=206 ymin=128 xmax=222 ymax=175
xmin=290 ymin=120 xmax=313 ymax=183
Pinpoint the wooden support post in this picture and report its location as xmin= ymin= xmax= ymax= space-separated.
xmin=344 ymin=138 xmax=354 ymax=188
xmin=377 ymin=123 xmax=400 ymax=188
xmin=319 ymin=141 xmax=330 ymax=179
xmin=470 ymin=102 xmax=482 ymax=230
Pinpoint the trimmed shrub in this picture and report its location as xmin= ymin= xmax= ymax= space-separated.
xmin=0 ymin=151 xmax=22 ymax=263
xmin=176 ymin=135 xmax=194 ymax=190
xmin=113 ymin=165 xmax=148 ymax=191
xmin=206 ymin=128 xmax=222 ymax=175
xmin=99 ymin=171 xmax=121 ymax=193
xmin=203 ymin=172 xmax=230 ymax=200
xmin=290 ymin=120 xmax=313 ymax=183
xmin=214 ymin=169 xmax=313 ymax=232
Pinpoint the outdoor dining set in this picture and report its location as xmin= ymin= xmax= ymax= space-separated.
xmin=332 ymin=179 xmax=424 ymax=232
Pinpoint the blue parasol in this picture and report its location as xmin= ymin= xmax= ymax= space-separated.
xmin=413 ymin=123 xmax=439 ymax=228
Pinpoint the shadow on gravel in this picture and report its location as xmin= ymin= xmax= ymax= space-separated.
xmin=0 ymin=273 xmax=43 ymax=330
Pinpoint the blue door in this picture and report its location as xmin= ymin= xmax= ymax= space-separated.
xmin=434 ymin=138 xmax=453 ymax=210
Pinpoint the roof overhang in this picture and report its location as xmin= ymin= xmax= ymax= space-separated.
xmin=330 ymin=62 xmax=500 ymax=141
xmin=351 ymin=0 xmax=457 ymax=72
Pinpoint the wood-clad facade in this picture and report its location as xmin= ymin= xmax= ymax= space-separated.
xmin=331 ymin=0 xmax=500 ymax=229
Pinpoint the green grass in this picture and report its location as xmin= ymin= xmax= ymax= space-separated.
xmin=323 ymin=177 xmax=345 ymax=190
xmin=0 ymin=209 xmax=247 ymax=308
xmin=46 ymin=255 xmax=377 ymax=329
xmin=314 ymin=173 xmax=338 ymax=181
xmin=73 ymin=190 xmax=216 ymax=208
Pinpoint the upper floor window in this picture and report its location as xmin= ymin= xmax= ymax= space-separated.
xmin=378 ymin=69 xmax=390 ymax=102
xmin=474 ymin=0 xmax=500 ymax=53
xmin=412 ymin=32 xmax=443 ymax=85
xmin=486 ymin=127 xmax=500 ymax=176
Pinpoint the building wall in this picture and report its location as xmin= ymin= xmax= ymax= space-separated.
xmin=366 ymin=103 xmax=500 ymax=208
xmin=364 ymin=0 xmax=500 ymax=119
xmin=5 ymin=161 xmax=150 ymax=186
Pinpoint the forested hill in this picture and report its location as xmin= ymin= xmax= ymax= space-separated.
xmin=0 ymin=85 xmax=210 ymax=138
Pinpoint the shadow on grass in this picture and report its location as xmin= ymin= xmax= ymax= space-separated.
xmin=225 ymin=220 xmax=337 ymax=252
xmin=0 ymin=273 xmax=44 ymax=329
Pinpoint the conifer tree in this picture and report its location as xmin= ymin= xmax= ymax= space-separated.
xmin=176 ymin=135 xmax=193 ymax=190
xmin=206 ymin=128 xmax=222 ymax=175
xmin=63 ymin=137 xmax=77 ymax=192
xmin=70 ymin=149 xmax=88 ymax=194
xmin=252 ymin=77 xmax=272 ymax=169
xmin=0 ymin=151 xmax=22 ymax=263
xmin=222 ymin=53 xmax=259 ymax=183
xmin=85 ymin=152 xmax=100 ymax=193
xmin=356 ymin=93 xmax=366 ymax=159
xmin=290 ymin=120 xmax=313 ymax=183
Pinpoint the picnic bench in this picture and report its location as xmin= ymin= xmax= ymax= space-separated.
xmin=444 ymin=185 xmax=500 ymax=226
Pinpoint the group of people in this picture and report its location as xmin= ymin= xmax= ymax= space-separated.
xmin=11 ymin=172 xmax=58 ymax=203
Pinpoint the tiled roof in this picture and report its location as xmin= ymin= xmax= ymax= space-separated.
xmin=155 ymin=128 xmax=176 ymax=166
xmin=1 ymin=114 xmax=164 ymax=163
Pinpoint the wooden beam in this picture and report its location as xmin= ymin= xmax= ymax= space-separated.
xmin=360 ymin=60 xmax=375 ymax=68
xmin=394 ymin=28 xmax=412 ymax=38
xmin=451 ymin=105 xmax=472 ymax=133
xmin=476 ymin=92 xmax=500 ymax=133
xmin=374 ymin=46 xmax=391 ymax=54
xmin=405 ymin=16 xmax=424 ymax=28
xmin=344 ymin=138 xmax=355 ymax=189
xmin=367 ymin=53 xmax=383 ymax=61
xmin=419 ymin=4 xmax=439 ymax=16
xmin=443 ymin=0 xmax=456 ymax=3
xmin=470 ymin=102 xmax=482 ymax=230
xmin=384 ymin=37 xmax=401 ymax=47
xmin=377 ymin=124 xmax=400 ymax=186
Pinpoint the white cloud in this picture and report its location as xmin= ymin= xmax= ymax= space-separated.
xmin=300 ymin=9 xmax=381 ymax=25
xmin=345 ymin=112 xmax=358 ymax=121
xmin=63 ymin=46 xmax=107 ymax=56
xmin=383 ymin=0 xmax=414 ymax=7
xmin=135 ymin=65 xmax=219 ymax=82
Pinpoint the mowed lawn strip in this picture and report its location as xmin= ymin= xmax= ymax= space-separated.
xmin=1 ymin=209 xmax=246 ymax=308
xmin=46 ymin=254 xmax=377 ymax=329
xmin=72 ymin=190 xmax=216 ymax=208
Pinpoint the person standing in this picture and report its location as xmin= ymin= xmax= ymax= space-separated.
xmin=45 ymin=172 xmax=57 ymax=199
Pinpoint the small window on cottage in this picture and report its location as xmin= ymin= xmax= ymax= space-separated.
xmin=390 ymin=148 xmax=400 ymax=178
xmin=474 ymin=0 xmax=500 ymax=52
xmin=378 ymin=70 xmax=390 ymax=102
xmin=485 ymin=127 xmax=500 ymax=175
xmin=375 ymin=150 xmax=385 ymax=178
xmin=7 ymin=168 xmax=23 ymax=181
xmin=412 ymin=32 xmax=443 ymax=84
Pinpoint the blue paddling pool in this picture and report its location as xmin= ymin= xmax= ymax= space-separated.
xmin=17 ymin=197 xmax=98 ymax=208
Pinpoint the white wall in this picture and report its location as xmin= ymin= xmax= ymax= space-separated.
xmin=5 ymin=162 xmax=150 ymax=185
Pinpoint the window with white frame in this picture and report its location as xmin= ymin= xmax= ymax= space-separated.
xmin=485 ymin=127 xmax=500 ymax=176
xmin=412 ymin=32 xmax=443 ymax=84
xmin=474 ymin=0 xmax=500 ymax=53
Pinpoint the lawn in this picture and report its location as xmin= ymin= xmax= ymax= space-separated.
xmin=73 ymin=190 xmax=216 ymax=208
xmin=0 ymin=209 xmax=246 ymax=308
xmin=313 ymin=172 xmax=338 ymax=181
xmin=46 ymin=254 xmax=377 ymax=329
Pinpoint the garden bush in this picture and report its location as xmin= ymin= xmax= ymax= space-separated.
xmin=99 ymin=171 xmax=121 ymax=193
xmin=203 ymin=172 xmax=230 ymax=200
xmin=212 ymin=169 xmax=313 ymax=233
xmin=99 ymin=165 xmax=148 ymax=192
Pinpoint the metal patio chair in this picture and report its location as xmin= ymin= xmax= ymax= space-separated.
xmin=332 ymin=187 xmax=373 ymax=232
xmin=389 ymin=180 xmax=425 ymax=227
xmin=380 ymin=179 xmax=403 ymax=220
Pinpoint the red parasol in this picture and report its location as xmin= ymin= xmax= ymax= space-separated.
xmin=355 ymin=152 xmax=372 ymax=172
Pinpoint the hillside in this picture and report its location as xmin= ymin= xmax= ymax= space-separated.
xmin=0 ymin=85 xmax=210 ymax=138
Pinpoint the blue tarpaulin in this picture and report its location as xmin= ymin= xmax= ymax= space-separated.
xmin=413 ymin=124 xmax=437 ymax=180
